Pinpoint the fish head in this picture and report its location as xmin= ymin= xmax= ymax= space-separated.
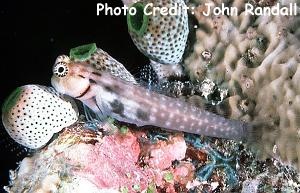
xmin=51 ymin=55 xmax=91 ymax=99
xmin=1 ymin=85 xmax=78 ymax=149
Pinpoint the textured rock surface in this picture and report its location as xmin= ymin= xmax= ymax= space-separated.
xmin=185 ymin=0 xmax=300 ymax=169
xmin=4 ymin=124 xmax=191 ymax=193
xmin=4 ymin=123 xmax=300 ymax=192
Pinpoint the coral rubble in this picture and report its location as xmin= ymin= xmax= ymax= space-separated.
xmin=4 ymin=123 xmax=192 ymax=193
xmin=4 ymin=122 xmax=300 ymax=192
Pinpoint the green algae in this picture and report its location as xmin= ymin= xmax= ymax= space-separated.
xmin=163 ymin=172 xmax=174 ymax=183
xmin=146 ymin=183 xmax=156 ymax=193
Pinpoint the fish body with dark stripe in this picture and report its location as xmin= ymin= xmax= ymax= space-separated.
xmin=51 ymin=54 xmax=250 ymax=141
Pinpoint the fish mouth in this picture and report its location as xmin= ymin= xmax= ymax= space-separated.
xmin=75 ymin=85 xmax=90 ymax=99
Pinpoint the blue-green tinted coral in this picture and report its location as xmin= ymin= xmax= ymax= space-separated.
xmin=127 ymin=2 xmax=149 ymax=36
xmin=185 ymin=134 xmax=238 ymax=187
xmin=70 ymin=43 xmax=97 ymax=61
xmin=2 ymin=87 xmax=22 ymax=113
xmin=147 ymin=130 xmax=169 ymax=142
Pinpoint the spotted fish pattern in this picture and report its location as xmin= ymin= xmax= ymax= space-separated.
xmin=51 ymin=57 xmax=250 ymax=141
xmin=56 ymin=48 xmax=137 ymax=84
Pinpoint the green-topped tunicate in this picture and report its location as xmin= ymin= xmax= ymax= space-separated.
xmin=127 ymin=0 xmax=189 ymax=65
xmin=1 ymin=85 xmax=78 ymax=149
xmin=2 ymin=87 xmax=22 ymax=114
xmin=69 ymin=43 xmax=97 ymax=61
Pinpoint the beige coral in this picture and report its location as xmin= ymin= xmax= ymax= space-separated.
xmin=185 ymin=0 xmax=300 ymax=169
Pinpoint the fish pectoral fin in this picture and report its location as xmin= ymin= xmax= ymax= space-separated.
xmin=83 ymin=103 xmax=107 ymax=123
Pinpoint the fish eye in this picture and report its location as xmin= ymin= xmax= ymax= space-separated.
xmin=53 ymin=62 xmax=69 ymax=77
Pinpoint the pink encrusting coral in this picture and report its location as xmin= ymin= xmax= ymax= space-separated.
xmin=63 ymin=131 xmax=152 ymax=191
xmin=145 ymin=134 xmax=187 ymax=170
xmin=4 ymin=124 xmax=191 ymax=192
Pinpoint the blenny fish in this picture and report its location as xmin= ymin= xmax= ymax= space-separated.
xmin=2 ymin=85 xmax=78 ymax=149
xmin=51 ymin=44 xmax=250 ymax=141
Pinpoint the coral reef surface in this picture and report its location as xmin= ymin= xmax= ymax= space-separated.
xmin=185 ymin=0 xmax=300 ymax=169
